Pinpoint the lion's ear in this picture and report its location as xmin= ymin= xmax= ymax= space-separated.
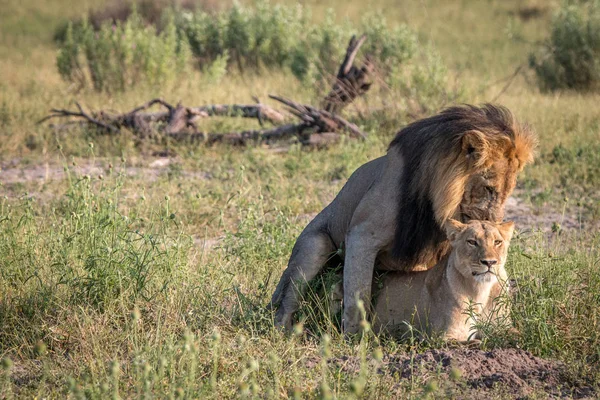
xmin=497 ymin=221 xmax=515 ymax=241
xmin=462 ymin=131 xmax=489 ymax=169
xmin=444 ymin=219 xmax=467 ymax=241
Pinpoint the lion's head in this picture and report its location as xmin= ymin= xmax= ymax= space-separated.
xmin=444 ymin=219 xmax=514 ymax=285
xmin=389 ymin=104 xmax=536 ymax=267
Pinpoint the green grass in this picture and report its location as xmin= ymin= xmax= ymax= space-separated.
xmin=1 ymin=0 xmax=600 ymax=398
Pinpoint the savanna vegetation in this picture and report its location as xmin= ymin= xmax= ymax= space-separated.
xmin=0 ymin=0 xmax=599 ymax=398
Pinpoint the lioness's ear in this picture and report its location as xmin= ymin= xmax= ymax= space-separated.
xmin=444 ymin=219 xmax=467 ymax=241
xmin=498 ymin=221 xmax=515 ymax=241
xmin=462 ymin=131 xmax=489 ymax=169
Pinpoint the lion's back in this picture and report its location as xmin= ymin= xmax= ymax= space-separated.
xmin=319 ymin=155 xmax=388 ymax=246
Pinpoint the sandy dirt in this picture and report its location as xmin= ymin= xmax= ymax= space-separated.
xmin=1 ymin=157 xmax=593 ymax=234
xmin=0 ymin=157 xmax=211 ymax=185
xmin=323 ymin=348 xmax=595 ymax=398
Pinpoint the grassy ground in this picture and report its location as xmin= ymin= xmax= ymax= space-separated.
xmin=1 ymin=0 xmax=599 ymax=398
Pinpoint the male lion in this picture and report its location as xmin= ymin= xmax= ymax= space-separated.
xmin=372 ymin=219 xmax=514 ymax=342
xmin=270 ymin=104 xmax=535 ymax=334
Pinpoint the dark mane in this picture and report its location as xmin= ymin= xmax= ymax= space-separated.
xmin=389 ymin=104 xmax=521 ymax=266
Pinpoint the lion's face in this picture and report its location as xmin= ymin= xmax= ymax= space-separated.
xmin=444 ymin=219 xmax=514 ymax=285
xmin=460 ymin=155 xmax=520 ymax=223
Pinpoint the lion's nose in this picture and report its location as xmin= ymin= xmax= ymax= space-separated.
xmin=480 ymin=259 xmax=497 ymax=267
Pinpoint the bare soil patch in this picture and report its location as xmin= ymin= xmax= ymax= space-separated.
xmin=1 ymin=157 xmax=595 ymax=234
xmin=0 ymin=157 xmax=211 ymax=185
xmin=504 ymin=194 xmax=586 ymax=232
xmin=327 ymin=348 xmax=594 ymax=398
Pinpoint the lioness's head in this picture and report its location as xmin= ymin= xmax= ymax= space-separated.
xmin=444 ymin=219 xmax=514 ymax=285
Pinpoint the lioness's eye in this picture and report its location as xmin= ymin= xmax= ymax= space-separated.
xmin=494 ymin=240 xmax=503 ymax=246
xmin=467 ymin=239 xmax=477 ymax=246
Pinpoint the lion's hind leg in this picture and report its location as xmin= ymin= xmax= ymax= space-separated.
xmin=269 ymin=229 xmax=337 ymax=331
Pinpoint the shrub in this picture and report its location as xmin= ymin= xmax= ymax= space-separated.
xmin=360 ymin=13 xmax=417 ymax=76
xmin=178 ymin=2 xmax=458 ymax=109
xmin=87 ymin=0 xmax=207 ymax=30
xmin=179 ymin=2 xmax=418 ymax=82
xmin=391 ymin=46 xmax=462 ymax=114
xmin=54 ymin=0 xmax=215 ymax=43
xmin=180 ymin=2 xmax=312 ymax=73
xmin=530 ymin=0 xmax=600 ymax=91
xmin=56 ymin=1 xmax=457 ymax=110
xmin=57 ymin=9 xmax=191 ymax=92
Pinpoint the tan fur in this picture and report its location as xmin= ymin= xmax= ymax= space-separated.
xmin=270 ymin=104 xmax=536 ymax=334
xmin=373 ymin=220 xmax=515 ymax=341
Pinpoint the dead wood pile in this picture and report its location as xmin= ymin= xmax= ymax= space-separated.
xmin=40 ymin=35 xmax=373 ymax=147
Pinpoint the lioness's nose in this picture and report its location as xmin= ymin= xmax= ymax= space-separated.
xmin=481 ymin=259 xmax=497 ymax=267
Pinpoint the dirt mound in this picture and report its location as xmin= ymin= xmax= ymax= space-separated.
xmin=324 ymin=348 xmax=593 ymax=398
xmin=381 ymin=348 xmax=593 ymax=398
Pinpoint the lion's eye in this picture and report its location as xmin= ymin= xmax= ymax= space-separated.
xmin=467 ymin=239 xmax=477 ymax=246
xmin=494 ymin=240 xmax=503 ymax=246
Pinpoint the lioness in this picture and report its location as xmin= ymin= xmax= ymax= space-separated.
xmin=372 ymin=219 xmax=514 ymax=341
xmin=270 ymin=104 xmax=535 ymax=334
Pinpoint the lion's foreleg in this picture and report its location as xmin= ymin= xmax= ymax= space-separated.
xmin=270 ymin=229 xmax=337 ymax=331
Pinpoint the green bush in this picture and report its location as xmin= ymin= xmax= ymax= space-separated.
xmin=57 ymin=10 xmax=191 ymax=92
xmin=178 ymin=2 xmax=461 ymax=109
xmin=179 ymin=2 xmax=418 ymax=82
xmin=53 ymin=0 xmax=209 ymax=43
xmin=530 ymin=1 xmax=600 ymax=91
xmin=56 ymin=1 xmax=457 ymax=109
xmin=391 ymin=46 xmax=462 ymax=114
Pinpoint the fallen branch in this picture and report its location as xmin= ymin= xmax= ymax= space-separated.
xmin=203 ymin=124 xmax=315 ymax=145
xmin=39 ymin=102 xmax=119 ymax=133
xmin=167 ymin=125 xmax=341 ymax=148
xmin=270 ymin=95 xmax=367 ymax=139
xmin=323 ymin=34 xmax=374 ymax=114
xmin=40 ymin=95 xmax=366 ymax=144
xmin=40 ymin=99 xmax=289 ymax=135
xmin=191 ymin=104 xmax=288 ymax=125
xmin=40 ymin=34 xmax=373 ymax=147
